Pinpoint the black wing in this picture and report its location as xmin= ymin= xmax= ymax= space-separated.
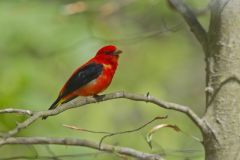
xmin=60 ymin=63 xmax=103 ymax=98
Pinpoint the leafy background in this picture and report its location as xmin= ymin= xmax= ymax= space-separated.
xmin=0 ymin=0 xmax=209 ymax=159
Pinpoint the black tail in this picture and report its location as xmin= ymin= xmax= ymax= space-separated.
xmin=42 ymin=96 xmax=78 ymax=120
xmin=42 ymin=97 xmax=61 ymax=120
xmin=48 ymin=96 xmax=62 ymax=110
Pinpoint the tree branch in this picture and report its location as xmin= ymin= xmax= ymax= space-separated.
xmin=0 ymin=137 xmax=163 ymax=160
xmin=1 ymin=91 xmax=206 ymax=138
xmin=0 ymin=152 xmax=103 ymax=160
xmin=63 ymin=116 xmax=168 ymax=148
xmin=0 ymin=108 xmax=33 ymax=116
xmin=168 ymin=0 xmax=208 ymax=51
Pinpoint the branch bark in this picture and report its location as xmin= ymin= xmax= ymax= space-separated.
xmin=0 ymin=137 xmax=163 ymax=160
xmin=168 ymin=0 xmax=208 ymax=51
xmin=1 ymin=91 xmax=206 ymax=138
xmin=203 ymin=0 xmax=240 ymax=159
xmin=0 ymin=108 xmax=33 ymax=116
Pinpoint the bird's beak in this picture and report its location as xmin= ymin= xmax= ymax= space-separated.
xmin=113 ymin=49 xmax=122 ymax=55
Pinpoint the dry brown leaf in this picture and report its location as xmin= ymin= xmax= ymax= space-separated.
xmin=146 ymin=124 xmax=181 ymax=149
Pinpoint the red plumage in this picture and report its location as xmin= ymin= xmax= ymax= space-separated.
xmin=42 ymin=45 xmax=122 ymax=119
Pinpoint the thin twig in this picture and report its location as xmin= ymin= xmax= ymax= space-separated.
xmin=1 ymin=91 xmax=206 ymax=138
xmin=90 ymin=23 xmax=182 ymax=43
xmin=63 ymin=116 xmax=168 ymax=148
xmin=99 ymin=116 xmax=167 ymax=148
xmin=0 ymin=137 xmax=163 ymax=160
xmin=63 ymin=124 xmax=112 ymax=134
xmin=44 ymin=145 xmax=61 ymax=160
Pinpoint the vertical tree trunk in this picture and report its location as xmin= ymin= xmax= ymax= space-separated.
xmin=203 ymin=0 xmax=240 ymax=159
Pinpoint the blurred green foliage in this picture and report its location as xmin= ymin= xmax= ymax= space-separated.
xmin=0 ymin=0 xmax=209 ymax=159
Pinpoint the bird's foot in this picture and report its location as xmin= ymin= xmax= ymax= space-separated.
xmin=93 ymin=94 xmax=105 ymax=101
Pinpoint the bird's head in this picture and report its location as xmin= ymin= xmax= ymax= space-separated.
xmin=96 ymin=45 xmax=122 ymax=58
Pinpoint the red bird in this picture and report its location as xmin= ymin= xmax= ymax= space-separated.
xmin=43 ymin=45 xmax=122 ymax=119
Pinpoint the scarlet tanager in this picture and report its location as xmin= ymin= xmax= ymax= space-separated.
xmin=43 ymin=45 xmax=122 ymax=119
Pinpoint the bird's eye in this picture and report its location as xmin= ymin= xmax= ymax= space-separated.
xmin=104 ymin=51 xmax=112 ymax=54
